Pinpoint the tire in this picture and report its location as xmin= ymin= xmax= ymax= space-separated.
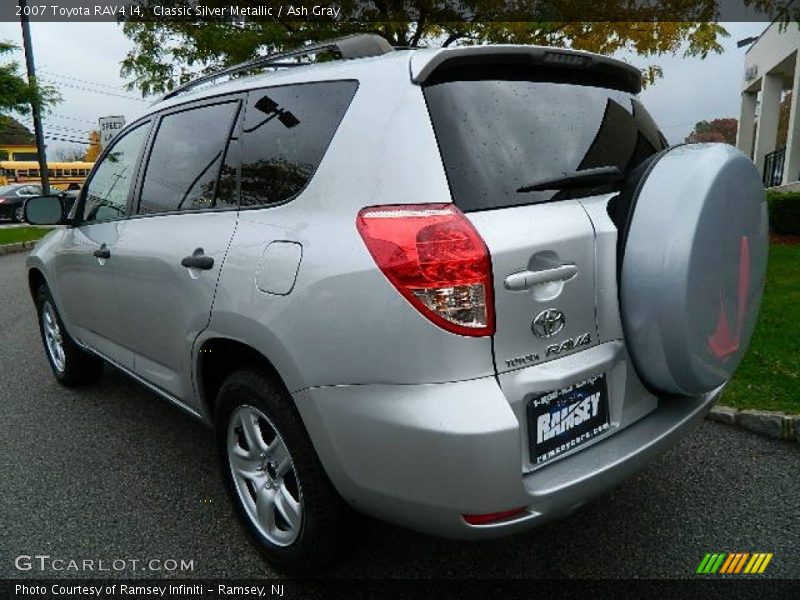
xmin=35 ymin=284 xmax=104 ymax=386
xmin=215 ymin=367 xmax=348 ymax=574
xmin=13 ymin=204 xmax=24 ymax=223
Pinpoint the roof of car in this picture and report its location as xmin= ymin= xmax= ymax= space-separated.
xmin=144 ymin=43 xmax=642 ymax=116
xmin=150 ymin=49 xmax=415 ymax=114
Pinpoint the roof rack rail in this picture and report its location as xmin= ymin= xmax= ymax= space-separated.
xmin=160 ymin=34 xmax=393 ymax=102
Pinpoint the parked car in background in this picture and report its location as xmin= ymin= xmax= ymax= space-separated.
xmin=22 ymin=35 xmax=768 ymax=574
xmin=0 ymin=184 xmax=43 ymax=222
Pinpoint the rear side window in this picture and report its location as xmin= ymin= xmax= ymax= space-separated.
xmin=424 ymin=79 xmax=667 ymax=212
xmin=139 ymin=101 xmax=239 ymax=215
xmin=239 ymin=80 xmax=358 ymax=208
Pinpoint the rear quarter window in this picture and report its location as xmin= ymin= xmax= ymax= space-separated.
xmin=424 ymin=78 xmax=667 ymax=212
xmin=239 ymin=80 xmax=358 ymax=208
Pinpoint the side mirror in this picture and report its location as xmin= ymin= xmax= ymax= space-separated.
xmin=24 ymin=195 xmax=66 ymax=225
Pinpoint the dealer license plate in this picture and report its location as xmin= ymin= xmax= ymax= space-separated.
xmin=527 ymin=374 xmax=610 ymax=467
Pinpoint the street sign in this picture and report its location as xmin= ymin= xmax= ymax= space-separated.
xmin=98 ymin=115 xmax=126 ymax=149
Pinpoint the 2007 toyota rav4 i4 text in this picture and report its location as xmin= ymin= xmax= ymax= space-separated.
xmin=24 ymin=35 xmax=768 ymax=572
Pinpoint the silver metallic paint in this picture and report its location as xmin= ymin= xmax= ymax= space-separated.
xmin=25 ymin=46 xmax=747 ymax=541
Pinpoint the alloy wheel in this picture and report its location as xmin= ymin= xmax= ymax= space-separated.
xmin=41 ymin=300 xmax=66 ymax=373
xmin=227 ymin=405 xmax=303 ymax=546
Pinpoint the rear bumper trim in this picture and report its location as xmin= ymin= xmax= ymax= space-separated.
xmin=295 ymin=375 xmax=722 ymax=539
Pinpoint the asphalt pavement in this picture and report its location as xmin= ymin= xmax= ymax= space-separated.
xmin=0 ymin=250 xmax=798 ymax=580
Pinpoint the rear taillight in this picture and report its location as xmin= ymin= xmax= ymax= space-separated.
xmin=356 ymin=203 xmax=494 ymax=337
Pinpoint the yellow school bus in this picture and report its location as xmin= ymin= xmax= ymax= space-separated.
xmin=0 ymin=160 xmax=94 ymax=190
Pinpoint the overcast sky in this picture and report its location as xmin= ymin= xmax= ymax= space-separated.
xmin=0 ymin=21 xmax=767 ymax=155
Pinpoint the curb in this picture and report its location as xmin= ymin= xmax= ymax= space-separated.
xmin=0 ymin=240 xmax=37 ymax=255
xmin=707 ymin=405 xmax=799 ymax=443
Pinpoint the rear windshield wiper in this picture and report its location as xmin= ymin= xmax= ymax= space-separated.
xmin=516 ymin=166 xmax=623 ymax=193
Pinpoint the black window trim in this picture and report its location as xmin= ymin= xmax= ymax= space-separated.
xmin=73 ymin=78 xmax=360 ymax=225
xmin=72 ymin=118 xmax=154 ymax=228
xmin=130 ymin=94 xmax=245 ymax=220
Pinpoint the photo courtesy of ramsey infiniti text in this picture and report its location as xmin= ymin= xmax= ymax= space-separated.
xmin=22 ymin=34 xmax=768 ymax=573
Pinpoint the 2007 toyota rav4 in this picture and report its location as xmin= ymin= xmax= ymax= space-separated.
xmin=24 ymin=35 xmax=767 ymax=572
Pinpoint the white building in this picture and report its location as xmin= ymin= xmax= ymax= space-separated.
xmin=736 ymin=22 xmax=800 ymax=189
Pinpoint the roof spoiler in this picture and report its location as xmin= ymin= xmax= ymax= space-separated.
xmin=411 ymin=46 xmax=643 ymax=94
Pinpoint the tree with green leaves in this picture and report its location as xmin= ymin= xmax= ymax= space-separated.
xmin=685 ymin=118 xmax=739 ymax=145
xmin=0 ymin=114 xmax=34 ymax=147
xmin=0 ymin=41 xmax=59 ymax=115
xmin=121 ymin=1 xmax=735 ymax=96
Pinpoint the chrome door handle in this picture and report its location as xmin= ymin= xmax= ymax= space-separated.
xmin=93 ymin=244 xmax=111 ymax=260
xmin=504 ymin=264 xmax=578 ymax=291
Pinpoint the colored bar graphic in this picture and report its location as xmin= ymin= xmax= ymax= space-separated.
xmin=710 ymin=553 xmax=726 ymax=573
xmin=697 ymin=553 xmax=713 ymax=574
xmin=758 ymin=554 xmax=774 ymax=573
xmin=734 ymin=553 xmax=749 ymax=574
xmin=720 ymin=553 xmax=736 ymax=574
xmin=697 ymin=552 xmax=773 ymax=575
xmin=746 ymin=554 xmax=764 ymax=574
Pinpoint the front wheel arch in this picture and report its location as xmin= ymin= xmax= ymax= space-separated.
xmin=28 ymin=267 xmax=47 ymax=303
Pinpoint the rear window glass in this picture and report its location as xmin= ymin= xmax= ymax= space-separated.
xmin=424 ymin=79 xmax=667 ymax=212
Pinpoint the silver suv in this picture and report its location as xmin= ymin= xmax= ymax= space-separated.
xmin=24 ymin=35 xmax=768 ymax=572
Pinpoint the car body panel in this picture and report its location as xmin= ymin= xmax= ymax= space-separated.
xmin=110 ymin=211 xmax=239 ymax=402
xmin=47 ymin=222 xmax=134 ymax=369
xmin=24 ymin=43 xmax=747 ymax=542
xmin=294 ymin=371 xmax=720 ymax=539
xmin=466 ymin=202 xmax=599 ymax=376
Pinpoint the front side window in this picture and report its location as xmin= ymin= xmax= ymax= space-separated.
xmin=138 ymin=101 xmax=239 ymax=215
xmin=82 ymin=122 xmax=150 ymax=223
xmin=239 ymin=80 xmax=358 ymax=208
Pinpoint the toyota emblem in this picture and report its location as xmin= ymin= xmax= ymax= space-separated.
xmin=532 ymin=309 xmax=566 ymax=338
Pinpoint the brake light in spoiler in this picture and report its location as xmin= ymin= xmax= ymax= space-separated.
xmin=410 ymin=45 xmax=642 ymax=94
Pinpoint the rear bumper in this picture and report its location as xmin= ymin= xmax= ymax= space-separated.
xmin=293 ymin=367 xmax=721 ymax=539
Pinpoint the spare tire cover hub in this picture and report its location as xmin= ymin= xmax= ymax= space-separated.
xmin=620 ymin=143 xmax=768 ymax=396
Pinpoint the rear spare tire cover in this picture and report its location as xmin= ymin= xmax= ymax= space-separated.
xmin=620 ymin=143 xmax=768 ymax=396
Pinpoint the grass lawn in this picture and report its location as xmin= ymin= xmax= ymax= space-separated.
xmin=722 ymin=243 xmax=800 ymax=414
xmin=0 ymin=226 xmax=54 ymax=245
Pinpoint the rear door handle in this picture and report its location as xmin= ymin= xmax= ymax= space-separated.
xmin=504 ymin=264 xmax=578 ymax=291
xmin=180 ymin=248 xmax=214 ymax=270
xmin=93 ymin=245 xmax=110 ymax=259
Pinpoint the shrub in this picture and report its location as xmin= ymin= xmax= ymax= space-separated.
xmin=766 ymin=190 xmax=800 ymax=235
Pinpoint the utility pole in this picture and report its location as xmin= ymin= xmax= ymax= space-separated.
xmin=18 ymin=0 xmax=50 ymax=194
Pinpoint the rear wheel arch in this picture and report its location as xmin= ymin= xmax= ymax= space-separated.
xmin=197 ymin=337 xmax=296 ymax=420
